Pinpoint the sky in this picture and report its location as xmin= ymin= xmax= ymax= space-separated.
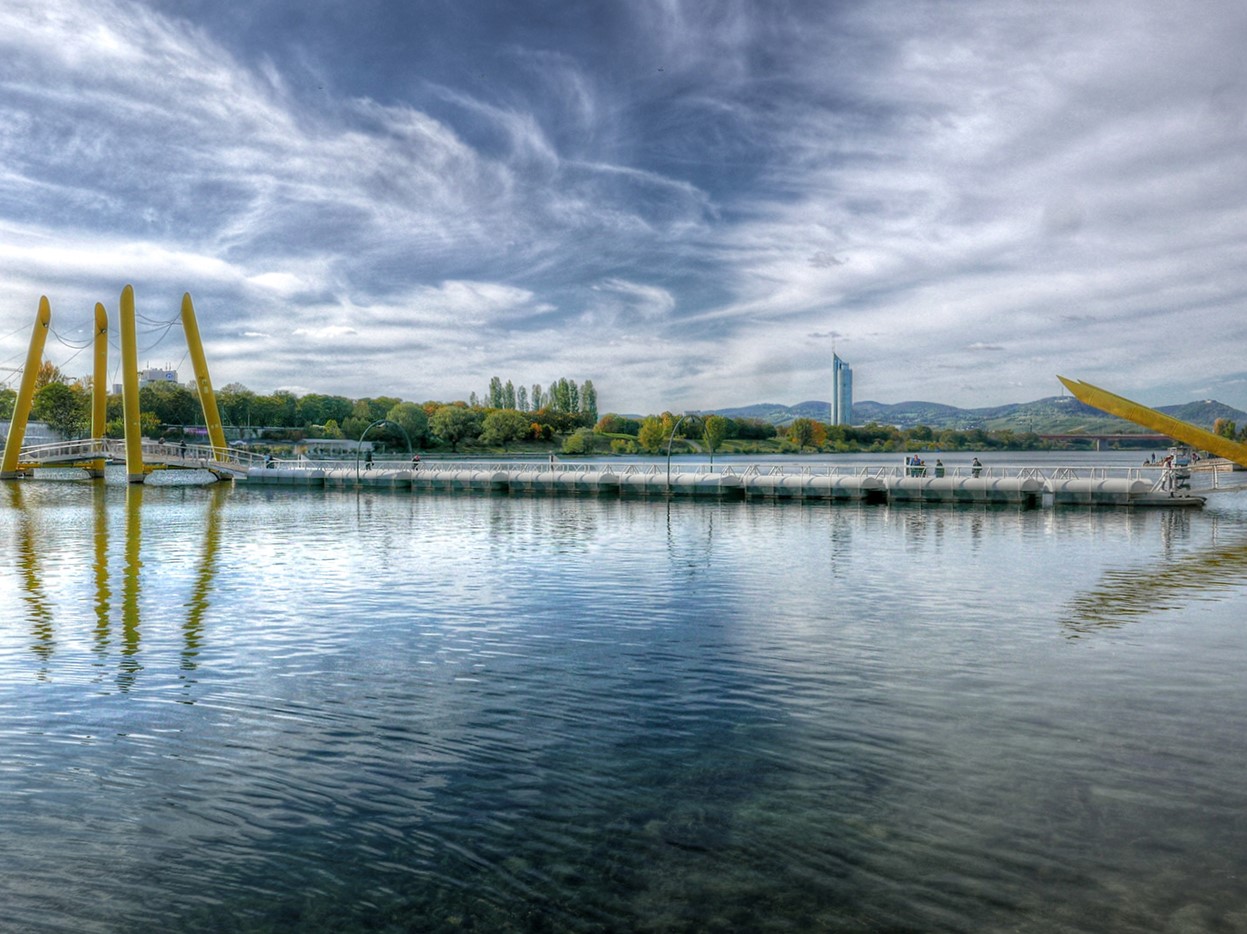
xmin=2 ymin=0 xmax=1246 ymax=415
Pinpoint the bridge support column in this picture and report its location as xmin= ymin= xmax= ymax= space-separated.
xmin=181 ymin=293 xmax=227 ymax=455
xmin=119 ymin=285 xmax=147 ymax=483
xmin=1 ymin=297 xmax=52 ymax=479
xmin=86 ymin=302 xmax=109 ymax=478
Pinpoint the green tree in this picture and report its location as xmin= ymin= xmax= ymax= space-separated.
xmin=480 ymin=409 xmax=529 ymax=449
xmin=33 ymin=382 xmax=89 ymax=438
xmin=386 ymin=402 xmax=430 ymax=448
xmin=139 ymin=382 xmax=199 ymax=430
xmin=360 ymin=397 xmax=400 ymax=422
xmin=0 ymin=387 xmax=16 ymax=420
xmin=321 ymin=418 xmax=345 ymax=439
xmin=430 ymin=404 xmax=481 ymax=452
xmin=561 ymin=427 xmax=597 ymax=455
xmin=217 ymin=383 xmax=257 ymax=431
xmin=270 ymin=389 xmax=299 ymax=426
xmin=702 ymin=415 xmax=729 ymax=465
xmin=297 ymin=393 xmax=353 ymax=427
xmin=1214 ymin=418 xmax=1237 ymax=439
xmin=637 ymin=416 xmax=667 ymax=453
xmin=580 ymin=379 xmax=598 ymax=425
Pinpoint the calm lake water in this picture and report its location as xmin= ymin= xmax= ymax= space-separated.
xmin=3 ymin=468 xmax=1247 ymax=932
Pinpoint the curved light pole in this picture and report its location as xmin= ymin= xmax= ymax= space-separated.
xmin=665 ymin=413 xmax=703 ymax=494
xmin=354 ymin=418 xmax=413 ymax=479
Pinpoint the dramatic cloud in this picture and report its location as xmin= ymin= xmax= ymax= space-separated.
xmin=1 ymin=0 xmax=1246 ymax=413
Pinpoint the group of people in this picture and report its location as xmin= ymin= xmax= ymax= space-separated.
xmin=904 ymin=456 xmax=984 ymax=478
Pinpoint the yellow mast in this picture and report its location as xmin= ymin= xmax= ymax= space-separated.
xmin=180 ymin=292 xmax=227 ymax=455
xmin=1057 ymin=376 xmax=1247 ymax=469
xmin=87 ymin=302 xmax=109 ymax=478
xmin=1 ymin=296 xmax=52 ymax=479
xmin=119 ymin=285 xmax=147 ymax=483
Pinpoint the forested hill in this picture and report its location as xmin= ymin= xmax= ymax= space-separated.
xmin=708 ymin=396 xmax=1247 ymax=432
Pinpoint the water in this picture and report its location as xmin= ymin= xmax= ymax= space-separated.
xmin=3 ymin=474 xmax=1247 ymax=932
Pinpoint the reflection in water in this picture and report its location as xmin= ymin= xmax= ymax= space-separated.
xmin=1064 ymin=519 xmax=1247 ymax=633
xmin=3 ymin=491 xmax=1247 ymax=932
xmin=118 ymin=483 xmax=144 ymax=691
xmin=93 ymin=480 xmax=111 ymax=660
xmin=182 ymin=482 xmax=228 ymax=673
xmin=3 ymin=479 xmax=226 ymax=688
xmin=11 ymin=484 xmax=55 ymax=676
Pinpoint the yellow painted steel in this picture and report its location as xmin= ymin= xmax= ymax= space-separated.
xmin=119 ymin=285 xmax=147 ymax=483
xmin=180 ymin=293 xmax=227 ymax=454
xmin=87 ymin=302 xmax=109 ymax=478
xmin=1058 ymin=376 xmax=1247 ymax=468
xmin=1 ymin=296 xmax=53 ymax=479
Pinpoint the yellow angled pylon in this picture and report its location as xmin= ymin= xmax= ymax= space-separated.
xmin=180 ymin=293 xmax=227 ymax=455
xmin=87 ymin=301 xmax=109 ymax=478
xmin=119 ymin=285 xmax=147 ymax=483
xmin=1 ymin=296 xmax=52 ymax=479
xmin=1057 ymin=376 xmax=1247 ymax=468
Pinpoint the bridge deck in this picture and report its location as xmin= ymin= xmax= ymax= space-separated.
xmin=12 ymin=438 xmax=252 ymax=478
xmin=11 ymin=441 xmax=1239 ymax=506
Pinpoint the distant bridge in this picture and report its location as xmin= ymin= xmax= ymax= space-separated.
xmin=1038 ymin=433 xmax=1172 ymax=447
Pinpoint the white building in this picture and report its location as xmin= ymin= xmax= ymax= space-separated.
xmin=112 ymin=367 xmax=180 ymax=395
xmin=832 ymin=354 xmax=853 ymax=426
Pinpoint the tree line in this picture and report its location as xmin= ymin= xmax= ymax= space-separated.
xmin=594 ymin=412 xmax=1057 ymax=457
xmin=0 ymin=364 xmax=605 ymax=453
xmin=0 ymin=363 xmax=1130 ymax=456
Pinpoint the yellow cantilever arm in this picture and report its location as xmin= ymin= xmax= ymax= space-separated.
xmin=1057 ymin=376 xmax=1247 ymax=469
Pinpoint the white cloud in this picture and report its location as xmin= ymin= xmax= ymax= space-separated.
xmin=2 ymin=0 xmax=1247 ymax=414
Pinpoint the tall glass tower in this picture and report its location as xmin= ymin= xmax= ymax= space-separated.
xmin=831 ymin=354 xmax=853 ymax=426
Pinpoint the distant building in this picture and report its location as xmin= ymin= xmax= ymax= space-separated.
xmin=112 ymin=367 xmax=180 ymax=395
xmin=139 ymin=367 xmax=178 ymax=387
xmin=831 ymin=354 xmax=853 ymax=426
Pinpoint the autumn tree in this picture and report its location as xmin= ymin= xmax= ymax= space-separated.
xmin=34 ymin=360 xmax=64 ymax=392
xmin=786 ymin=418 xmax=817 ymax=450
xmin=637 ymin=416 xmax=667 ymax=453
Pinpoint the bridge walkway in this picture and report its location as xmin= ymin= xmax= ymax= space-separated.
xmin=13 ymin=438 xmax=255 ymax=479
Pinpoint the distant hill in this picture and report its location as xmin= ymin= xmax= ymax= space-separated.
xmin=706 ymin=396 xmax=1247 ymax=433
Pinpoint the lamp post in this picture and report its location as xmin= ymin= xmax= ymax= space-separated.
xmin=355 ymin=418 xmax=413 ymax=479
xmin=665 ymin=413 xmax=703 ymax=494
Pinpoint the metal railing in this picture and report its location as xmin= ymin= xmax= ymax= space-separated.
xmin=13 ymin=442 xmax=1241 ymax=494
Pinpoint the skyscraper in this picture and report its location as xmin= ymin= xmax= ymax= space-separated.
xmin=831 ymin=354 xmax=853 ymax=426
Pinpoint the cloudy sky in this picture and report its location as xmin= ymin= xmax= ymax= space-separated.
xmin=2 ymin=1 xmax=1246 ymax=414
